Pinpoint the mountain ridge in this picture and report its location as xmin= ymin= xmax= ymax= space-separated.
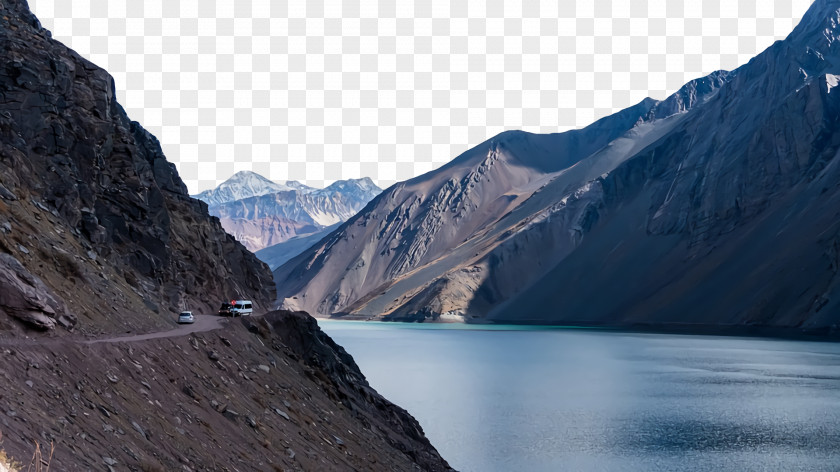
xmin=197 ymin=173 xmax=381 ymax=252
xmin=192 ymin=170 xmax=315 ymax=206
xmin=273 ymin=1 xmax=840 ymax=335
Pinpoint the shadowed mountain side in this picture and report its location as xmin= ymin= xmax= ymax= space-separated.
xmin=274 ymin=71 xmax=730 ymax=319
xmin=256 ymin=223 xmax=340 ymax=271
xmin=273 ymin=88 xmax=710 ymax=315
xmin=486 ymin=72 xmax=840 ymax=333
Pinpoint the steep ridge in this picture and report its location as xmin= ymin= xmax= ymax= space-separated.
xmin=204 ymin=177 xmax=381 ymax=252
xmin=276 ymin=0 xmax=840 ymax=334
xmin=0 ymin=0 xmax=274 ymax=335
xmin=485 ymin=0 xmax=840 ymax=332
xmin=0 ymin=1 xmax=452 ymax=470
xmin=274 ymin=72 xmax=728 ymax=319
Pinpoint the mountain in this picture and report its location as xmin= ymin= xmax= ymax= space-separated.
xmin=275 ymin=0 xmax=840 ymax=336
xmin=256 ymin=223 xmax=340 ymax=270
xmin=199 ymin=176 xmax=381 ymax=252
xmin=0 ymin=7 xmax=276 ymax=333
xmin=0 ymin=2 xmax=450 ymax=469
xmin=192 ymin=170 xmax=315 ymax=206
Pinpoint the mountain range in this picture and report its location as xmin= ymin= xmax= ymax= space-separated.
xmin=193 ymin=171 xmax=381 ymax=253
xmin=275 ymin=0 xmax=840 ymax=335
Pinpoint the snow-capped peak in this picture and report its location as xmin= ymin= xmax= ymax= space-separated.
xmin=193 ymin=171 xmax=294 ymax=206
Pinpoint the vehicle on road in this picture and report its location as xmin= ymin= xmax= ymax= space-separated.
xmin=178 ymin=311 xmax=195 ymax=324
xmin=218 ymin=303 xmax=232 ymax=317
xmin=229 ymin=300 xmax=253 ymax=317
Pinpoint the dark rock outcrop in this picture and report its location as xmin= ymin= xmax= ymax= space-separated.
xmin=0 ymin=0 xmax=274 ymax=333
xmin=0 ymin=253 xmax=73 ymax=330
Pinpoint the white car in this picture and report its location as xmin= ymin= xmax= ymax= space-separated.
xmin=178 ymin=311 xmax=195 ymax=324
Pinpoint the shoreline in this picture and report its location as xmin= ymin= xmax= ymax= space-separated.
xmin=316 ymin=316 xmax=840 ymax=342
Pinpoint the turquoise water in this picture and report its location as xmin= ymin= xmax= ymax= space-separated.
xmin=319 ymin=320 xmax=840 ymax=471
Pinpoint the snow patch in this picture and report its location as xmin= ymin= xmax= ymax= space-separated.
xmin=826 ymin=74 xmax=839 ymax=93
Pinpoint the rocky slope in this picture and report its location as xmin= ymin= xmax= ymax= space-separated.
xmin=199 ymin=175 xmax=381 ymax=252
xmin=0 ymin=311 xmax=450 ymax=471
xmin=0 ymin=1 xmax=451 ymax=470
xmin=275 ymin=0 xmax=840 ymax=335
xmin=0 ymin=0 xmax=276 ymax=335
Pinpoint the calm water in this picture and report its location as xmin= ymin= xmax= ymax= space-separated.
xmin=318 ymin=321 xmax=840 ymax=471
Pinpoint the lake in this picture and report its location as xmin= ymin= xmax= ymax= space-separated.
xmin=318 ymin=321 xmax=840 ymax=471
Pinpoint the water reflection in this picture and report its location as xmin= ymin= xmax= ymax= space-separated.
xmin=319 ymin=322 xmax=840 ymax=471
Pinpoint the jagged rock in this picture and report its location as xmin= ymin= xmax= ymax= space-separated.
xmin=131 ymin=420 xmax=148 ymax=440
xmin=0 ymin=184 xmax=16 ymax=201
xmin=0 ymin=253 xmax=72 ymax=330
xmin=222 ymin=408 xmax=239 ymax=421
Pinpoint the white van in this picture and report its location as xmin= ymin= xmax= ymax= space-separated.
xmin=229 ymin=300 xmax=253 ymax=317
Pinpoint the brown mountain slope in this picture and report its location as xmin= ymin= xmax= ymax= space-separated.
xmin=0 ymin=311 xmax=451 ymax=471
xmin=0 ymin=0 xmax=274 ymax=335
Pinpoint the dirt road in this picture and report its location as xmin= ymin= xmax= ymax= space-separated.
xmin=86 ymin=314 xmax=231 ymax=343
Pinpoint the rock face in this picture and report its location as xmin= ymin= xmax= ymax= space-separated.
xmin=0 ymin=0 xmax=274 ymax=334
xmin=197 ymin=174 xmax=381 ymax=252
xmin=275 ymin=0 xmax=840 ymax=335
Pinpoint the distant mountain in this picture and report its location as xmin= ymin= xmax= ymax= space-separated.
xmin=256 ymin=224 xmax=340 ymax=270
xmin=194 ymin=175 xmax=381 ymax=252
xmin=192 ymin=170 xmax=315 ymax=206
xmin=274 ymin=0 xmax=840 ymax=336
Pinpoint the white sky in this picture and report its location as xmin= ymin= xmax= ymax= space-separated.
xmin=30 ymin=0 xmax=814 ymax=193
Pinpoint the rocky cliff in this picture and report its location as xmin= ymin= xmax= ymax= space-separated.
xmin=275 ymin=0 xmax=840 ymax=335
xmin=0 ymin=1 xmax=451 ymax=470
xmin=0 ymin=0 xmax=275 ymax=335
